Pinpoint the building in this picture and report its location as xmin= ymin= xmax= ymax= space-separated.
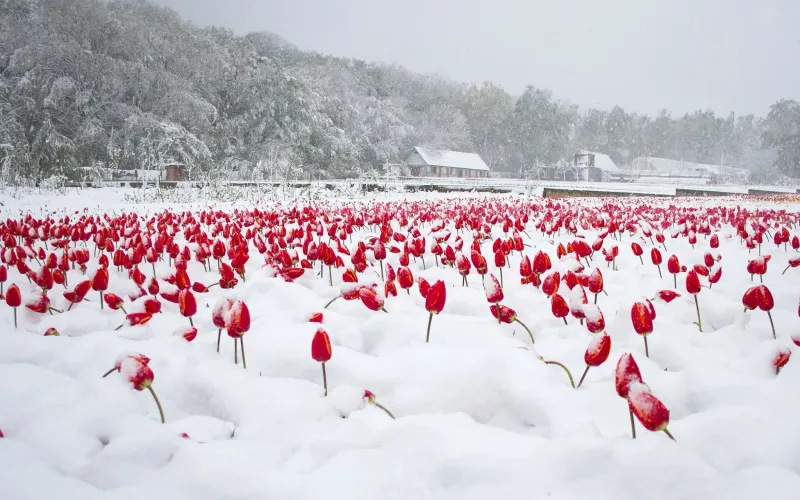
xmin=573 ymin=151 xmax=620 ymax=182
xmin=628 ymin=156 xmax=722 ymax=182
xmin=404 ymin=147 xmax=489 ymax=178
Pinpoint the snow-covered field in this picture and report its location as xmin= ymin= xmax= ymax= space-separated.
xmin=1 ymin=188 xmax=799 ymax=500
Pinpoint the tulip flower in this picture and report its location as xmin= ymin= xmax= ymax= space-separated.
xmin=397 ymin=266 xmax=413 ymax=294
xmin=363 ymin=389 xmax=395 ymax=419
xmin=782 ymin=257 xmax=800 ymax=275
xmin=655 ymin=290 xmax=681 ymax=303
xmin=104 ymin=354 xmax=165 ymax=423
xmin=484 ymin=274 xmax=504 ymax=323
xmin=650 ymin=247 xmax=663 ymax=278
xmin=5 ymin=283 xmax=21 ymax=328
xmin=667 ymin=254 xmax=681 ymax=289
xmin=615 ymin=353 xmax=643 ymax=438
xmin=628 ymin=382 xmax=675 ymax=441
xmin=747 ymin=255 xmax=770 ymax=283
xmin=578 ymin=333 xmax=611 ymax=388
xmin=144 ymin=298 xmax=161 ymax=315
xmin=44 ymin=327 xmax=60 ymax=336
xmin=373 ymin=239 xmax=386 ymax=280
xmin=424 ymin=280 xmax=446 ymax=343
xmin=175 ymin=326 xmax=198 ymax=342
xmin=631 ymin=242 xmax=644 ymax=265
xmin=103 ymin=293 xmax=127 ymax=313
xmin=227 ymin=300 xmax=251 ymax=367
xmin=490 ymin=304 xmax=535 ymax=344
xmin=359 ymin=286 xmax=388 ymax=313
xmin=685 ymin=269 xmax=703 ymax=332
xmin=631 ymin=301 xmax=654 ymax=357
xmin=708 ymin=265 xmax=722 ymax=288
xmin=309 ymin=312 xmax=324 ymax=323
xmin=773 ymin=346 xmax=791 ymax=375
xmin=550 ymin=293 xmax=570 ymax=325
xmin=311 ymin=327 xmax=332 ymax=396
xmin=541 ymin=271 xmax=560 ymax=298
xmin=114 ymin=312 xmax=153 ymax=330
xmin=178 ymin=289 xmax=197 ymax=326
xmin=583 ymin=304 xmax=605 ymax=334
xmin=92 ymin=267 xmax=109 ymax=309
xmin=743 ymin=285 xmax=776 ymax=339
xmin=588 ymin=268 xmax=603 ymax=303
xmin=456 ymin=253 xmax=471 ymax=286
xmin=212 ymin=297 xmax=234 ymax=352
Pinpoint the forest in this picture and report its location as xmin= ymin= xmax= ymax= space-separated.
xmin=1 ymin=0 xmax=798 ymax=185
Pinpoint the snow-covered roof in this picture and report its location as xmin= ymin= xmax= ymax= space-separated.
xmin=630 ymin=157 xmax=721 ymax=176
xmin=406 ymin=147 xmax=489 ymax=171
xmin=575 ymin=151 xmax=619 ymax=173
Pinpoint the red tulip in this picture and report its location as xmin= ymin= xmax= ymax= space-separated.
xmin=708 ymin=266 xmax=722 ymax=287
xmin=424 ymin=280 xmax=446 ymax=343
xmin=582 ymin=304 xmax=605 ymax=334
xmin=363 ymin=389 xmax=396 ymax=419
xmin=105 ymin=354 xmax=164 ymax=423
xmin=397 ymin=266 xmax=413 ymax=293
xmin=631 ymin=301 xmax=654 ymax=357
xmin=6 ymin=283 xmax=21 ymax=328
xmin=628 ymin=383 xmax=675 ymax=440
xmin=342 ymin=268 xmax=358 ymax=283
xmin=615 ymin=352 xmax=643 ymax=439
xmin=550 ymin=293 xmax=570 ymax=325
xmin=103 ymin=293 xmax=126 ymax=313
xmin=615 ymin=352 xmax=643 ymax=399
xmin=115 ymin=312 xmax=153 ymax=330
xmin=667 ymin=254 xmax=681 ymax=288
xmin=212 ymin=297 xmax=234 ymax=352
xmin=650 ymin=247 xmax=663 ymax=278
xmin=655 ymin=290 xmax=681 ymax=303
xmin=773 ymin=346 xmax=791 ymax=375
xmin=578 ymin=333 xmax=611 ymax=387
xmin=588 ymin=268 xmax=603 ymax=302
xmin=175 ymin=326 xmax=198 ymax=342
xmin=178 ymin=289 xmax=197 ymax=326
xmin=309 ymin=312 xmax=324 ymax=323
xmin=144 ymin=298 xmax=161 ymax=315
xmin=484 ymin=273 xmax=504 ymax=305
xmin=710 ymin=233 xmax=719 ymax=248
xmin=742 ymin=285 xmax=776 ymax=339
xmin=782 ymin=257 xmax=800 ymax=275
xmin=44 ymin=327 xmax=60 ymax=336
xmin=92 ymin=267 xmax=109 ymax=308
xmin=227 ymin=300 xmax=251 ymax=367
xmin=359 ymin=286 xmax=387 ymax=312
xmin=541 ymin=271 xmax=560 ymax=297
xmin=311 ymin=328 xmax=332 ymax=396
xmin=631 ymin=242 xmax=644 ymax=265
xmin=490 ymin=303 xmax=535 ymax=343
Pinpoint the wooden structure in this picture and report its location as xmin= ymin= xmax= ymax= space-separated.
xmin=404 ymin=147 xmax=489 ymax=178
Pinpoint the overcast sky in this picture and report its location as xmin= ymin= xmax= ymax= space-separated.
xmin=153 ymin=0 xmax=798 ymax=117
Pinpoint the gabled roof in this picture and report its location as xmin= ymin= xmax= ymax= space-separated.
xmin=575 ymin=151 xmax=619 ymax=173
xmin=631 ymin=156 xmax=721 ymax=175
xmin=406 ymin=147 xmax=489 ymax=171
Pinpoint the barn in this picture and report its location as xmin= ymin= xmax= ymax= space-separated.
xmin=574 ymin=151 xmax=620 ymax=182
xmin=404 ymin=147 xmax=490 ymax=179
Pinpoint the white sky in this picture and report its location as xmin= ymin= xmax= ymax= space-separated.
xmin=153 ymin=0 xmax=799 ymax=116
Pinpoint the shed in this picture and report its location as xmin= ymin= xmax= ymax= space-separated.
xmin=574 ymin=151 xmax=619 ymax=182
xmin=404 ymin=147 xmax=489 ymax=178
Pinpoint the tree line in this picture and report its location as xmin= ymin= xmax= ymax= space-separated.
xmin=1 ymin=0 xmax=798 ymax=185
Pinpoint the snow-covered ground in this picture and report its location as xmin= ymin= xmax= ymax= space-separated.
xmin=1 ymin=188 xmax=799 ymax=500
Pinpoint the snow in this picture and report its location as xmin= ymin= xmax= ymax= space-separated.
xmin=408 ymin=147 xmax=490 ymax=171
xmin=0 ymin=188 xmax=799 ymax=500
